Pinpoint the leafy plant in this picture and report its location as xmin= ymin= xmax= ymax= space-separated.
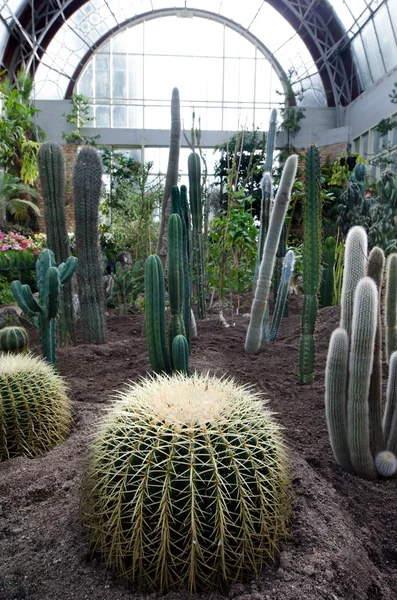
xmin=62 ymin=94 xmax=100 ymax=145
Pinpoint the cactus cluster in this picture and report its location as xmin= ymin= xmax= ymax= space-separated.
xmin=0 ymin=326 xmax=29 ymax=354
xmin=245 ymin=155 xmax=298 ymax=354
xmin=83 ymin=373 xmax=290 ymax=593
xmin=299 ymin=145 xmax=322 ymax=384
xmin=188 ymin=152 xmax=206 ymax=320
xmin=37 ymin=141 xmax=76 ymax=345
xmin=0 ymin=353 xmax=71 ymax=460
xmin=11 ymin=249 xmax=77 ymax=365
xmin=269 ymin=249 xmax=295 ymax=342
xmin=325 ymin=226 xmax=397 ymax=479
xmin=74 ymin=147 xmax=107 ymax=344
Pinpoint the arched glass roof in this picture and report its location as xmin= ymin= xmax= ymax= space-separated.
xmin=0 ymin=0 xmax=396 ymax=109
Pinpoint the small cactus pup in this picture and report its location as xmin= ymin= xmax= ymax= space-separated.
xmin=0 ymin=326 xmax=29 ymax=354
xmin=245 ymin=154 xmax=298 ymax=354
xmin=0 ymin=353 xmax=71 ymax=460
xmin=37 ymin=141 xmax=76 ymax=346
xmin=171 ymin=334 xmax=189 ymax=375
xmin=11 ymin=249 xmax=77 ymax=365
xmin=83 ymin=373 xmax=290 ymax=593
xmin=74 ymin=146 xmax=107 ymax=344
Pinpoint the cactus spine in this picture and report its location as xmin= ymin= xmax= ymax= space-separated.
xmin=74 ymin=147 xmax=107 ymax=344
xmin=37 ymin=141 xmax=76 ymax=346
xmin=299 ymin=145 xmax=322 ymax=384
xmin=269 ymin=250 xmax=295 ymax=342
xmin=245 ymin=155 xmax=298 ymax=354
xmin=0 ymin=326 xmax=29 ymax=354
xmin=83 ymin=373 xmax=290 ymax=592
xmin=11 ymin=249 xmax=77 ymax=365
xmin=319 ymin=237 xmax=336 ymax=308
xmin=188 ymin=152 xmax=206 ymax=320
xmin=385 ymin=253 xmax=397 ymax=364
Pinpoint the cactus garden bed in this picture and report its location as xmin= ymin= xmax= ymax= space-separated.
xmin=0 ymin=296 xmax=397 ymax=600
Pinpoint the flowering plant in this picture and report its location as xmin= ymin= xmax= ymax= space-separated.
xmin=0 ymin=231 xmax=41 ymax=267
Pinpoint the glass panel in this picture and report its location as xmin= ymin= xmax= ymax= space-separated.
xmin=113 ymin=25 xmax=143 ymax=53
xmin=144 ymin=106 xmax=171 ymax=129
xmin=224 ymin=28 xmax=255 ymax=59
xmin=144 ymin=17 xmax=224 ymax=57
xmin=128 ymin=105 xmax=143 ymax=128
xmin=362 ymin=132 xmax=369 ymax=159
xmin=393 ymin=127 xmax=397 ymax=147
xmin=128 ymin=55 xmax=144 ymax=100
xmin=352 ymin=35 xmax=373 ymax=89
xmin=96 ymin=105 xmax=110 ymax=127
xmin=361 ymin=21 xmax=385 ymax=82
xmin=112 ymin=105 xmax=127 ymax=127
xmin=78 ymin=63 xmax=94 ymax=98
xmin=373 ymin=129 xmax=381 ymax=153
xmin=373 ymin=5 xmax=397 ymax=73
xmin=95 ymin=54 xmax=110 ymax=98
xmin=224 ymin=58 xmax=255 ymax=103
xmin=112 ymin=54 xmax=127 ymax=98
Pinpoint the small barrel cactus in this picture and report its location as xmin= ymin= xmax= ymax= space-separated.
xmin=83 ymin=373 xmax=290 ymax=592
xmin=375 ymin=451 xmax=397 ymax=477
xmin=0 ymin=353 xmax=71 ymax=460
xmin=0 ymin=326 xmax=29 ymax=354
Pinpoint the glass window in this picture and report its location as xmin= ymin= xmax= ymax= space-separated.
xmin=112 ymin=105 xmax=127 ymax=127
xmin=112 ymin=54 xmax=127 ymax=98
xmin=373 ymin=5 xmax=397 ymax=73
xmin=361 ymin=21 xmax=385 ymax=82
xmin=95 ymin=54 xmax=110 ymax=98
xmin=96 ymin=105 xmax=110 ymax=127
xmin=78 ymin=63 xmax=94 ymax=97
xmin=352 ymin=35 xmax=373 ymax=89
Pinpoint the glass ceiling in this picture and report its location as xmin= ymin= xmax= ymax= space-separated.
xmin=0 ymin=0 xmax=395 ymax=109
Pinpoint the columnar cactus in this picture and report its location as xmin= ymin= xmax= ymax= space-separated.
xmin=319 ymin=237 xmax=336 ymax=308
xmin=37 ymin=141 xmax=76 ymax=345
xmin=383 ymin=351 xmax=397 ymax=454
xmin=270 ymin=249 xmax=295 ymax=342
xmin=83 ymin=373 xmax=290 ymax=592
xmin=11 ymin=249 xmax=77 ymax=365
xmin=273 ymin=221 xmax=287 ymax=311
xmin=172 ymin=185 xmax=191 ymax=346
xmin=171 ymin=334 xmax=189 ymax=375
xmin=0 ymin=326 xmax=29 ymax=354
xmin=385 ymin=253 xmax=397 ymax=364
xmin=167 ymin=213 xmax=186 ymax=356
xmin=0 ymin=353 xmax=71 ymax=460
xmin=245 ymin=155 xmax=298 ymax=354
xmin=340 ymin=226 xmax=367 ymax=339
xmin=74 ymin=146 xmax=107 ymax=344
xmin=299 ymin=145 xmax=322 ymax=384
xmin=188 ymin=152 xmax=206 ymax=320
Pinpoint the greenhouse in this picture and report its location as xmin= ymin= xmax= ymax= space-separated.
xmin=1 ymin=1 xmax=397 ymax=599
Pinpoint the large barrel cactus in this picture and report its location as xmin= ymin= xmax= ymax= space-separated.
xmin=74 ymin=146 xmax=107 ymax=344
xmin=0 ymin=326 xmax=29 ymax=354
xmin=0 ymin=353 xmax=71 ymax=460
xmin=83 ymin=373 xmax=290 ymax=592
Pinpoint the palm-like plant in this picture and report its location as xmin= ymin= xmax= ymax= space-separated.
xmin=0 ymin=170 xmax=39 ymax=221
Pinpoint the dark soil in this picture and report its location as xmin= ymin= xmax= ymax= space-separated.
xmin=1 ymin=295 xmax=397 ymax=600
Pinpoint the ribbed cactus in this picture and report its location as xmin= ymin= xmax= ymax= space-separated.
xmin=167 ymin=213 xmax=186 ymax=356
xmin=37 ymin=141 xmax=76 ymax=346
xmin=74 ymin=146 xmax=107 ymax=344
xmin=319 ymin=237 xmax=336 ymax=308
xmin=245 ymin=155 xmax=298 ymax=354
xmin=188 ymin=152 xmax=206 ymax=320
xmin=0 ymin=326 xmax=29 ymax=354
xmin=299 ymin=145 xmax=322 ymax=384
xmin=0 ymin=353 xmax=71 ymax=460
xmin=144 ymin=254 xmax=172 ymax=374
xmin=171 ymin=334 xmax=189 ymax=375
xmin=172 ymin=185 xmax=191 ymax=346
xmin=11 ymin=249 xmax=77 ymax=365
xmin=273 ymin=221 xmax=287 ymax=311
xmin=269 ymin=249 xmax=295 ymax=342
xmin=83 ymin=373 xmax=290 ymax=592
xmin=385 ymin=253 xmax=397 ymax=364
xmin=383 ymin=351 xmax=397 ymax=454
xmin=340 ymin=226 xmax=367 ymax=339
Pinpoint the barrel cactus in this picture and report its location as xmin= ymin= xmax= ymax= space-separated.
xmin=0 ymin=353 xmax=71 ymax=460
xmin=83 ymin=373 xmax=290 ymax=592
xmin=0 ymin=326 xmax=29 ymax=354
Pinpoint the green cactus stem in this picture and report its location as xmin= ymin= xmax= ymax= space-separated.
xmin=383 ymin=351 xmax=397 ymax=451
xmin=37 ymin=141 xmax=76 ymax=346
xmin=0 ymin=326 xmax=29 ymax=354
xmin=245 ymin=155 xmax=298 ymax=354
xmin=144 ymin=254 xmax=172 ymax=374
xmin=347 ymin=276 xmax=378 ymax=480
xmin=385 ymin=253 xmax=397 ymax=365
xmin=83 ymin=373 xmax=290 ymax=593
xmin=188 ymin=152 xmax=206 ymax=320
xmin=74 ymin=147 xmax=107 ymax=344
xmin=167 ymin=213 xmax=186 ymax=358
xmin=171 ymin=334 xmax=189 ymax=375
xmin=273 ymin=221 xmax=287 ymax=312
xmin=270 ymin=250 xmax=295 ymax=342
xmin=172 ymin=185 xmax=192 ymax=347
xmin=325 ymin=327 xmax=353 ymax=473
xmin=340 ymin=226 xmax=367 ymax=340
xmin=366 ymin=246 xmax=386 ymax=456
xmin=319 ymin=237 xmax=336 ymax=308
xmin=11 ymin=249 xmax=77 ymax=365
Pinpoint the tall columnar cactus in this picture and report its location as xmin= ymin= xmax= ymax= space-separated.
xmin=319 ymin=237 xmax=336 ymax=308
xmin=0 ymin=353 xmax=71 ymax=460
xmin=385 ymin=253 xmax=397 ymax=364
xmin=245 ymin=155 xmax=298 ymax=354
xmin=83 ymin=373 xmax=290 ymax=593
xmin=37 ymin=141 xmax=76 ymax=346
xmin=167 ymin=213 xmax=186 ymax=357
xmin=273 ymin=221 xmax=287 ymax=310
xmin=171 ymin=335 xmax=189 ymax=375
xmin=188 ymin=152 xmax=206 ymax=320
xmin=157 ymin=87 xmax=181 ymax=266
xmin=172 ymin=185 xmax=191 ymax=346
xmin=0 ymin=326 xmax=29 ymax=354
xmin=270 ymin=249 xmax=295 ymax=342
xmin=11 ymin=249 xmax=77 ymax=365
xmin=74 ymin=146 xmax=107 ymax=344
xmin=340 ymin=226 xmax=367 ymax=339
xmin=383 ymin=351 xmax=397 ymax=454
xmin=299 ymin=145 xmax=322 ymax=384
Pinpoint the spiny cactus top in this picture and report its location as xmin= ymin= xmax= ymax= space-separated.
xmin=83 ymin=373 xmax=291 ymax=593
xmin=0 ymin=353 xmax=71 ymax=460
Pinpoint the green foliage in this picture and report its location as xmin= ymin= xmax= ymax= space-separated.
xmin=0 ymin=279 xmax=15 ymax=304
xmin=329 ymin=152 xmax=367 ymax=187
xmin=0 ymin=170 xmax=39 ymax=223
xmin=277 ymin=69 xmax=306 ymax=161
xmin=0 ymin=353 xmax=71 ymax=460
xmin=83 ymin=373 xmax=291 ymax=592
xmin=108 ymin=260 xmax=144 ymax=315
xmin=62 ymin=94 xmax=100 ymax=145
